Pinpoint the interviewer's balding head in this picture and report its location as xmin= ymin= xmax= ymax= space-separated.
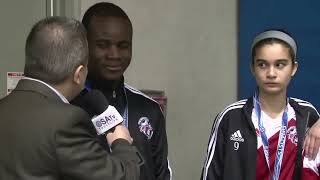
xmin=24 ymin=16 xmax=88 ymax=85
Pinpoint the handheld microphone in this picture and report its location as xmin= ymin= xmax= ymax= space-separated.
xmin=82 ymin=89 xmax=123 ymax=135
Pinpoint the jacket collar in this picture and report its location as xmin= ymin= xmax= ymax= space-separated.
xmin=86 ymin=76 xmax=124 ymax=92
xmin=242 ymin=97 xmax=311 ymax=122
xmin=84 ymin=77 xmax=125 ymax=111
xmin=241 ymin=97 xmax=312 ymax=133
xmin=14 ymin=79 xmax=62 ymax=102
xmin=242 ymin=97 xmax=255 ymax=131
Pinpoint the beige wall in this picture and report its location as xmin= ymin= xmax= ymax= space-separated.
xmin=0 ymin=0 xmax=80 ymax=97
xmin=0 ymin=0 xmax=47 ymax=97
xmin=81 ymin=1 xmax=238 ymax=179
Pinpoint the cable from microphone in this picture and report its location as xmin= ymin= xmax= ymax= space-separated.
xmin=81 ymin=89 xmax=124 ymax=135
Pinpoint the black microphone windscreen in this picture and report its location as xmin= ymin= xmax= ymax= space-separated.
xmin=82 ymin=89 xmax=109 ymax=115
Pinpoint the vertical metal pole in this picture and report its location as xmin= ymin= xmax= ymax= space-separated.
xmin=46 ymin=0 xmax=54 ymax=17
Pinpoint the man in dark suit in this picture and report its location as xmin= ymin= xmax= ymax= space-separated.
xmin=0 ymin=16 xmax=141 ymax=180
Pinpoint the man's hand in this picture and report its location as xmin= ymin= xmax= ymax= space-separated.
xmin=105 ymin=125 xmax=133 ymax=146
xmin=304 ymin=119 xmax=320 ymax=159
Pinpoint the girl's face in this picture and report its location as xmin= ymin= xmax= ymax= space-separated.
xmin=251 ymin=43 xmax=298 ymax=96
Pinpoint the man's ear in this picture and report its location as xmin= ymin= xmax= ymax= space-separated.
xmin=73 ymin=65 xmax=86 ymax=85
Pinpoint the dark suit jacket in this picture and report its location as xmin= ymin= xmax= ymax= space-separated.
xmin=0 ymin=79 xmax=141 ymax=180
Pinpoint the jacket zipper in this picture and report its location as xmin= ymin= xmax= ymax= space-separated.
xmin=113 ymin=90 xmax=116 ymax=98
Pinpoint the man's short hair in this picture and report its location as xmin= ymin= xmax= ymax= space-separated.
xmin=24 ymin=16 xmax=88 ymax=84
xmin=82 ymin=2 xmax=132 ymax=32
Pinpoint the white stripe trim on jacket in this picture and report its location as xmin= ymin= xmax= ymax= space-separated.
xmin=202 ymin=100 xmax=246 ymax=180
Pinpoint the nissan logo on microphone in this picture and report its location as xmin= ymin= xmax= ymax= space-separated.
xmin=91 ymin=106 xmax=124 ymax=135
xmin=95 ymin=115 xmax=117 ymax=129
xmin=95 ymin=121 xmax=103 ymax=128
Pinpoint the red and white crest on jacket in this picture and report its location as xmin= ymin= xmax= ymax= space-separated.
xmin=138 ymin=117 xmax=153 ymax=139
xmin=287 ymin=126 xmax=298 ymax=145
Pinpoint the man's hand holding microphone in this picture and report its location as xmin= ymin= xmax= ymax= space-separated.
xmin=81 ymin=89 xmax=133 ymax=146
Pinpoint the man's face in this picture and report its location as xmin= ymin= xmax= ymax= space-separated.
xmin=87 ymin=16 xmax=132 ymax=81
